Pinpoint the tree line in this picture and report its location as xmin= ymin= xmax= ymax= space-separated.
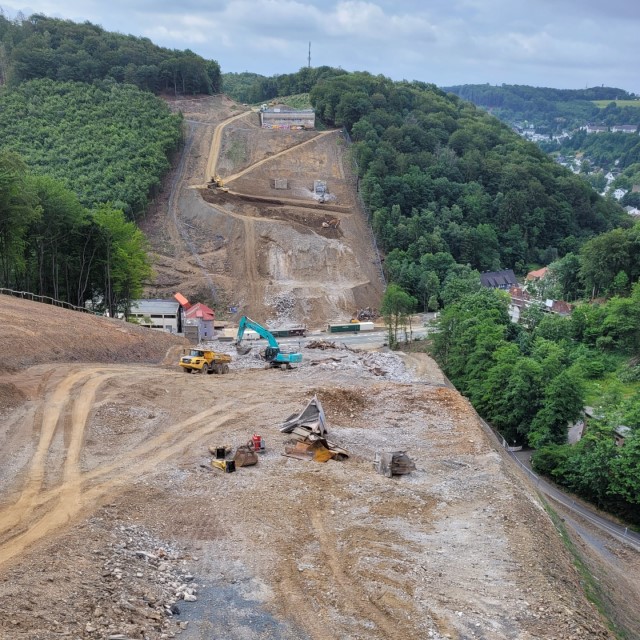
xmin=0 ymin=12 xmax=221 ymax=95
xmin=444 ymin=83 xmax=640 ymax=134
xmin=0 ymin=151 xmax=150 ymax=316
xmin=431 ymin=278 xmax=640 ymax=523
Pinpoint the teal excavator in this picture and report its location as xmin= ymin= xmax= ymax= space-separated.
xmin=235 ymin=316 xmax=303 ymax=369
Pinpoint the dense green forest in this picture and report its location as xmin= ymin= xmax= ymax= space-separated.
xmin=0 ymin=13 xmax=221 ymax=95
xmin=431 ymin=276 xmax=640 ymax=523
xmin=0 ymin=150 xmax=150 ymax=314
xmin=223 ymin=66 xmax=345 ymax=104
xmin=0 ymin=79 xmax=182 ymax=216
xmin=0 ymin=13 xmax=203 ymax=313
xmin=444 ymin=83 xmax=640 ymax=133
xmin=311 ymin=73 xmax=627 ymax=304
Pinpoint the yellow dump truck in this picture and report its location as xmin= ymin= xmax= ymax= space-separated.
xmin=179 ymin=348 xmax=232 ymax=374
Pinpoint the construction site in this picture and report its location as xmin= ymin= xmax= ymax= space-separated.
xmin=0 ymin=95 xmax=639 ymax=640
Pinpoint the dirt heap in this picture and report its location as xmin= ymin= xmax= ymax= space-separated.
xmin=0 ymin=295 xmax=185 ymax=373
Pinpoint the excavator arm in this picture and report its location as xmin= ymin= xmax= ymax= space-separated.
xmin=235 ymin=316 xmax=280 ymax=360
xmin=235 ymin=316 xmax=302 ymax=367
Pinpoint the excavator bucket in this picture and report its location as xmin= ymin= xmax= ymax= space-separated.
xmin=235 ymin=344 xmax=252 ymax=356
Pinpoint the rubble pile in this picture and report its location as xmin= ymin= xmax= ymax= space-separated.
xmin=80 ymin=522 xmax=196 ymax=639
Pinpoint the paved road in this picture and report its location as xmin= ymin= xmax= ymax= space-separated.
xmin=470 ymin=415 xmax=640 ymax=552
xmin=509 ymin=448 xmax=640 ymax=551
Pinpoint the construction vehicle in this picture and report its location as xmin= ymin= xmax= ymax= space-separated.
xmin=234 ymin=316 xmax=303 ymax=369
xmin=211 ymin=174 xmax=229 ymax=192
xmin=179 ymin=348 xmax=232 ymax=374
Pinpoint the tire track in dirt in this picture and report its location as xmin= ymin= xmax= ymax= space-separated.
xmin=0 ymin=369 xmax=95 ymax=536
xmin=222 ymin=130 xmax=337 ymax=184
xmin=0 ymin=366 xmax=257 ymax=567
xmin=207 ymin=111 xmax=251 ymax=181
xmin=307 ymin=511 xmax=417 ymax=639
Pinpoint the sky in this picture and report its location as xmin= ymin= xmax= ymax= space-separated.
xmin=2 ymin=0 xmax=639 ymax=92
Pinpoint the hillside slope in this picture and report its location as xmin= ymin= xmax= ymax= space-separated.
xmin=142 ymin=95 xmax=384 ymax=327
xmin=0 ymin=296 xmax=184 ymax=375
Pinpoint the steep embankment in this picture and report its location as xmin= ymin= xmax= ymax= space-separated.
xmin=142 ymin=95 xmax=384 ymax=327
xmin=0 ymin=296 xmax=185 ymax=374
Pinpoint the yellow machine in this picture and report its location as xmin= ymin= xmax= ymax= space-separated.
xmin=179 ymin=348 xmax=232 ymax=374
xmin=212 ymin=174 xmax=229 ymax=192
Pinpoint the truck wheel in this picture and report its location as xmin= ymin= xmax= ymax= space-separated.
xmin=206 ymin=365 xmax=215 ymax=374
xmin=215 ymin=364 xmax=223 ymax=374
xmin=222 ymin=364 xmax=229 ymax=374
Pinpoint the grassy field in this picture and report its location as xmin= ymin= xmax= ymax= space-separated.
xmin=592 ymin=100 xmax=640 ymax=108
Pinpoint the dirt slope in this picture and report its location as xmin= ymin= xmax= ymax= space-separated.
xmin=0 ymin=302 xmax=617 ymax=639
xmin=0 ymin=296 xmax=185 ymax=374
xmin=141 ymin=96 xmax=384 ymax=328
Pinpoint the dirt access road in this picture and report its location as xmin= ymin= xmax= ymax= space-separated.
xmin=0 ymin=297 xmax=620 ymax=639
xmin=142 ymin=95 xmax=384 ymax=327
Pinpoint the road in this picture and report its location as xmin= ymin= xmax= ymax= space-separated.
xmin=511 ymin=449 xmax=640 ymax=551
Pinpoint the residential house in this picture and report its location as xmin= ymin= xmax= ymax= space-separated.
xmin=614 ymin=425 xmax=632 ymax=446
xmin=183 ymin=302 xmax=216 ymax=343
xmin=480 ymin=269 xmax=518 ymax=290
xmin=613 ymin=188 xmax=628 ymax=201
xmin=624 ymin=205 xmax=640 ymax=216
xmin=545 ymin=299 xmax=573 ymax=316
xmin=584 ymin=124 xmax=608 ymax=134
xmin=525 ymin=267 xmax=549 ymax=282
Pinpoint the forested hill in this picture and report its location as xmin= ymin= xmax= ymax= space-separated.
xmin=443 ymin=83 xmax=640 ymax=133
xmin=0 ymin=13 xmax=221 ymax=95
xmin=305 ymin=73 xmax=627 ymax=305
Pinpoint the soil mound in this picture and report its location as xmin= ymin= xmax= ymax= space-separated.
xmin=0 ymin=295 xmax=186 ymax=372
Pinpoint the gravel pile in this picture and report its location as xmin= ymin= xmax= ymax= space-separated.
xmin=81 ymin=520 xmax=197 ymax=639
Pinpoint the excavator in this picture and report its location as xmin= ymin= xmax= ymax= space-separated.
xmin=234 ymin=316 xmax=303 ymax=369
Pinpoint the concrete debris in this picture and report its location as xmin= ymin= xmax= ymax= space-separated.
xmin=307 ymin=340 xmax=338 ymax=350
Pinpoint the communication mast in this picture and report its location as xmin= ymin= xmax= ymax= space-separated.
xmin=308 ymin=42 xmax=311 ymax=68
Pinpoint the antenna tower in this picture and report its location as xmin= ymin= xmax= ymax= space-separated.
xmin=308 ymin=42 xmax=311 ymax=68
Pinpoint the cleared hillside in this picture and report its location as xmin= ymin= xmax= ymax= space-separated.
xmin=0 ymin=295 xmax=184 ymax=374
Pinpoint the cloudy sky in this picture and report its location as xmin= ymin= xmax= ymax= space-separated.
xmin=2 ymin=0 xmax=639 ymax=92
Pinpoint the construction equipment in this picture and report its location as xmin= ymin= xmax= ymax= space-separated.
xmin=211 ymin=174 xmax=229 ymax=192
xmin=179 ymin=348 xmax=232 ymax=374
xmin=234 ymin=316 xmax=302 ymax=369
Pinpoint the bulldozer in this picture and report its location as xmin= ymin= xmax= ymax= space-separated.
xmin=179 ymin=348 xmax=231 ymax=374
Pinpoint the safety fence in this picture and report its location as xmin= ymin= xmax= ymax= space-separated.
xmin=341 ymin=128 xmax=386 ymax=286
xmin=0 ymin=287 xmax=95 ymax=314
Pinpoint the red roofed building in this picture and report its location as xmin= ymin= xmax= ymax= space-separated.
xmin=525 ymin=267 xmax=549 ymax=281
xmin=184 ymin=302 xmax=216 ymax=342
